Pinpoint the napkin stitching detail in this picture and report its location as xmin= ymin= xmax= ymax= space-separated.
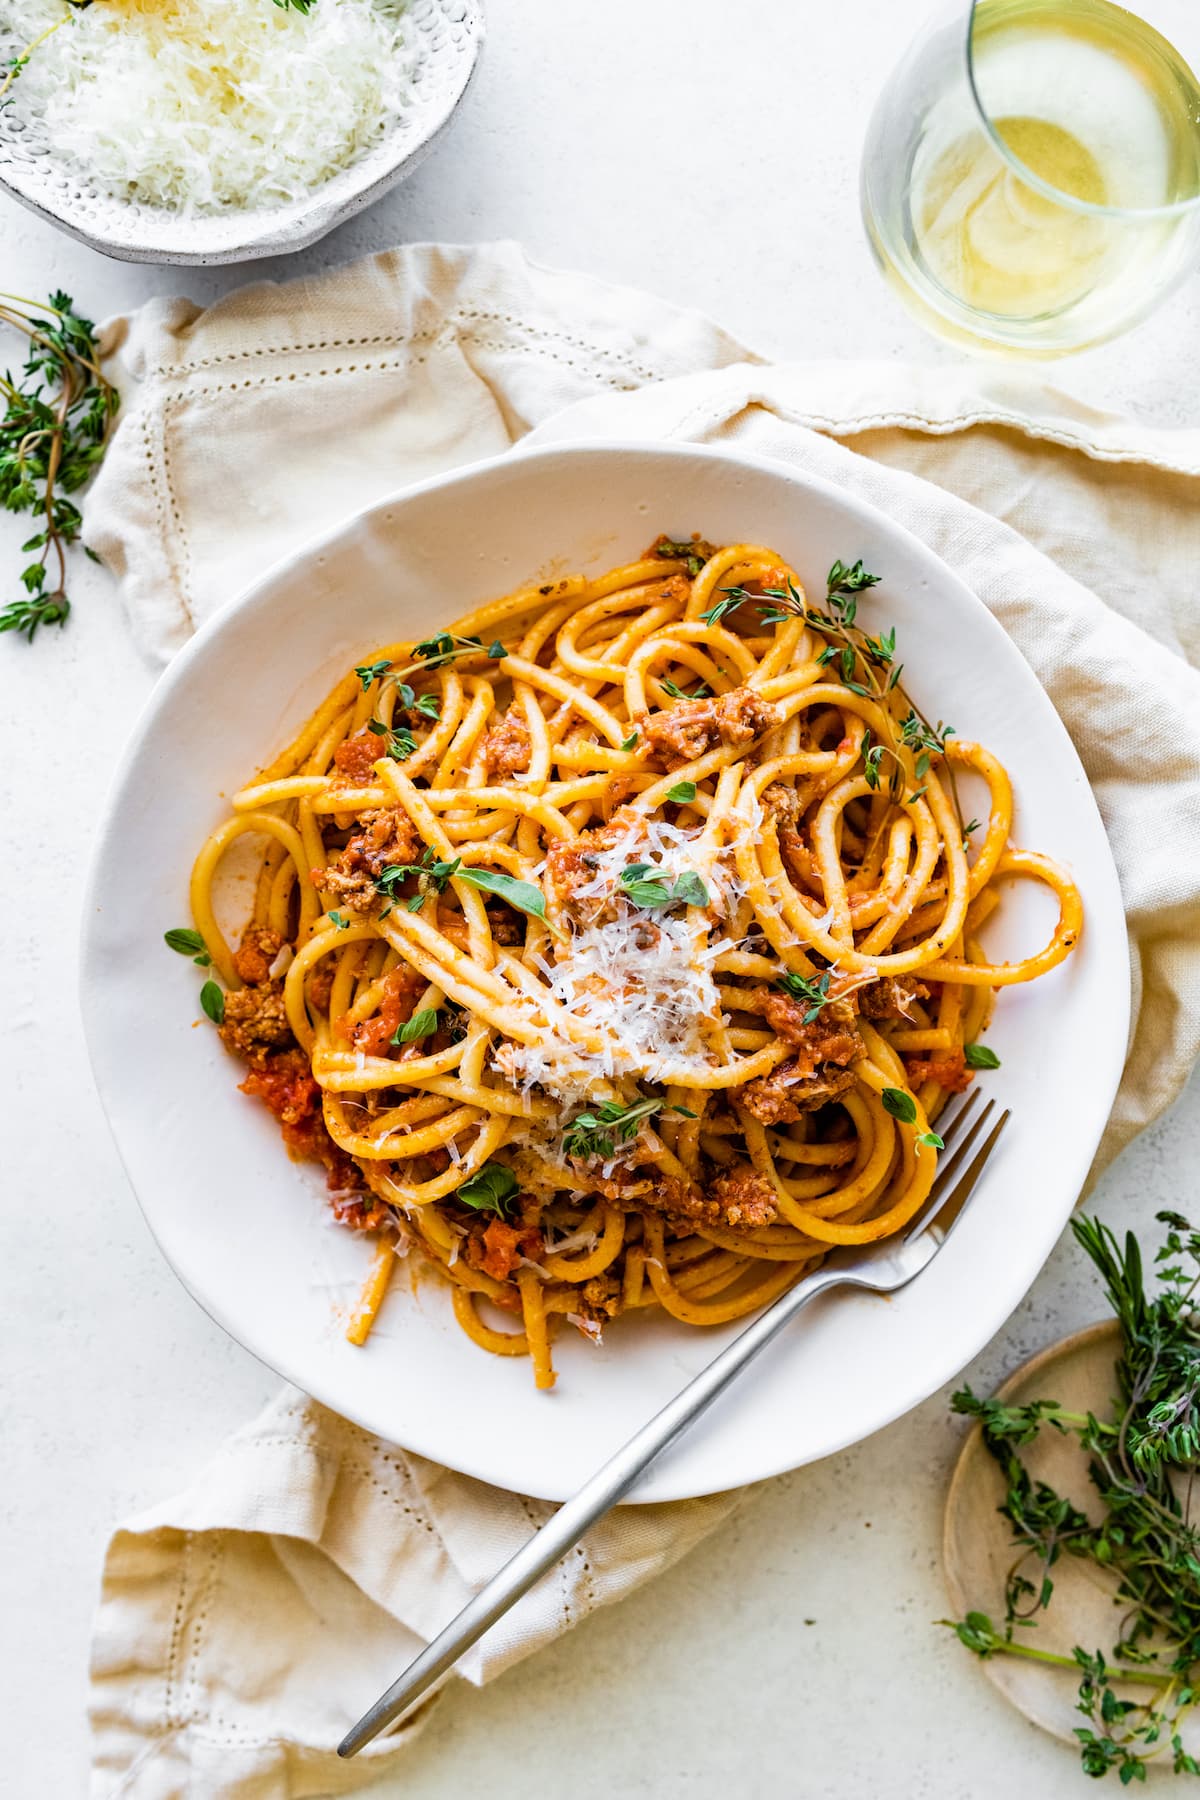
xmin=149 ymin=404 xmax=195 ymax=635
xmin=154 ymin=338 xmax=644 ymax=404
xmin=162 ymin=1529 xmax=193 ymax=1728
xmin=180 ymin=1532 xmax=222 ymax=1728
xmin=160 ymin=307 xmax=687 ymax=387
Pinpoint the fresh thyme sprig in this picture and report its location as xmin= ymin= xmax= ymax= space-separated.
xmin=412 ymin=631 xmax=501 ymax=670
xmin=367 ymin=718 xmax=417 ymax=760
xmin=945 ymin=1210 xmax=1200 ymax=1784
xmin=702 ymin=558 xmax=961 ymax=822
xmin=563 ymin=1095 xmax=696 ymax=1162
xmin=0 ymin=290 xmax=117 ymax=641
xmin=776 ymin=969 xmax=833 ymax=1023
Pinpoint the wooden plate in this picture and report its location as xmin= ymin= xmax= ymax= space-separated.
xmin=943 ymin=1318 xmax=1198 ymax=1750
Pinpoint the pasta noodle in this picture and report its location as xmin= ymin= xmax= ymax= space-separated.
xmin=188 ymin=538 xmax=1082 ymax=1388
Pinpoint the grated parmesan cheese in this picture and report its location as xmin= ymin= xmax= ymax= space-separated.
xmin=3 ymin=0 xmax=418 ymax=213
xmin=499 ymin=816 xmax=733 ymax=1106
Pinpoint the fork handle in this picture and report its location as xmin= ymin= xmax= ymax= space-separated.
xmin=338 ymin=1258 xmax=867 ymax=1758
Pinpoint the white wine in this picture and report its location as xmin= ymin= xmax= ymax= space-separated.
xmin=862 ymin=0 xmax=1200 ymax=353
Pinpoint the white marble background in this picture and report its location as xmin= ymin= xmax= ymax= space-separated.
xmin=3 ymin=1 xmax=1198 ymax=1795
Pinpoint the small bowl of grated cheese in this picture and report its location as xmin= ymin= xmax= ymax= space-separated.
xmin=0 ymin=0 xmax=482 ymax=262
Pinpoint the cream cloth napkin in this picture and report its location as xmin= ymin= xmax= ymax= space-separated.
xmin=86 ymin=242 xmax=1200 ymax=1800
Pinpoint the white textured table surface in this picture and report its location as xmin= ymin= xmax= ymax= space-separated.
xmin=3 ymin=3 xmax=1199 ymax=1796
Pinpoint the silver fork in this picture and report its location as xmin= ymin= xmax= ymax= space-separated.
xmin=339 ymin=1091 xmax=1009 ymax=1758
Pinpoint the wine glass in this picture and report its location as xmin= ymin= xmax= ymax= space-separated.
xmin=860 ymin=0 xmax=1200 ymax=354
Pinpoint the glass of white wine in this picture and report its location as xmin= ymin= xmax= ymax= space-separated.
xmin=861 ymin=0 xmax=1200 ymax=354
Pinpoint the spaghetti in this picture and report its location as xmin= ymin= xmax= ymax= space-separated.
xmin=188 ymin=539 xmax=1082 ymax=1388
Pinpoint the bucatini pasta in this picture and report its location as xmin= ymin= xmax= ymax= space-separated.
xmin=186 ymin=537 xmax=1082 ymax=1388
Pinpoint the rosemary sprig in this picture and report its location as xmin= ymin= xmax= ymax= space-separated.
xmin=945 ymin=1210 xmax=1200 ymax=1783
xmin=0 ymin=290 xmax=117 ymax=641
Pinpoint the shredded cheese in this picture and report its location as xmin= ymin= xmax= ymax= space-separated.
xmin=4 ymin=0 xmax=418 ymax=212
xmin=499 ymin=816 xmax=732 ymax=1106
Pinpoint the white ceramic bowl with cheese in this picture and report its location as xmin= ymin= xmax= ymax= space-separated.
xmin=0 ymin=0 xmax=482 ymax=264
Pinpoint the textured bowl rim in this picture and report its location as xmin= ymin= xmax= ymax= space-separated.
xmin=0 ymin=0 xmax=485 ymax=265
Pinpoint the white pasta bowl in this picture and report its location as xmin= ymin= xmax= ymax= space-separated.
xmin=0 ymin=0 xmax=482 ymax=264
xmin=80 ymin=441 xmax=1128 ymax=1501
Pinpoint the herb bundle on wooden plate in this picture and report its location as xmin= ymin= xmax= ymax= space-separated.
xmin=948 ymin=1211 xmax=1200 ymax=1783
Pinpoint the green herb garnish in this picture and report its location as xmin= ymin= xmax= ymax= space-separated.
xmin=661 ymin=678 xmax=711 ymax=701
xmin=563 ymin=1095 xmax=693 ymax=1162
xmin=354 ymin=659 xmax=392 ymax=691
xmin=457 ymin=867 xmax=546 ymax=920
xmin=164 ymin=927 xmax=211 ymax=966
xmin=945 ymin=1211 xmax=1200 ymax=1784
xmin=880 ymin=1087 xmax=918 ymax=1125
xmin=328 ymin=911 xmax=350 ymax=930
xmin=776 ymin=969 xmax=833 ymax=1025
xmin=199 ymin=979 xmax=225 ymax=1025
xmin=367 ymin=718 xmax=417 ymax=761
xmin=653 ymin=537 xmax=710 ymax=578
xmin=618 ymin=864 xmax=709 ymax=911
xmin=620 ymin=731 xmax=639 ymax=752
xmin=0 ymin=291 xmax=118 ymax=642
xmin=375 ymin=849 xmax=461 ymax=913
xmin=666 ymin=781 xmax=697 ymax=804
xmin=455 ymin=1162 xmax=520 ymax=1217
xmin=393 ymin=1008 xmax=437 ymax=1045
xmin=414 ymin=631 xmax=484 ymax=669
xmin=964 ymin=1043 xmax=1001 ymax=1070
xmin=719 ymin=557 xmax=959 ymax=821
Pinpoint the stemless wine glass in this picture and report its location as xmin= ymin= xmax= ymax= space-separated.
xmin=861 ymin=0 xmax=1200 ymax=354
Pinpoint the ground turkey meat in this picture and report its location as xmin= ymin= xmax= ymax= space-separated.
xmin=857 ymin=975 xmax=930 ymax=1020
xmin=219 ymin=982 xmax=293 ymax=1065
xmin=574 ymin=1271 xmax=623 ymax=1328
xmin=307 ymin=963 xmax=335 ymax=1014
xmin=762 ymin=987 xmax=860 ymax=1048
xmin=708 ymin=1167 xmax=779 ymax=1228
xmin=232 ymin=924 xmax=286 ymax=986
xmin=638 ymin=686 xmax=781 ymax=770
xmin=480 ymin=707 xmax=532 ymax=779
xmin=735 ymin=1009 xmax=865 ymax=1125
xmin=464 ymin=1219 xmax=542 ymax=1283
xmin=331 ymin=730 xmax=385 ymax=786
xmin=320 ymin=807 xmax=423 ymax=914
xmin=618 ymin=1167 xmax=776 ymax=1235
xmin=762 ymin=780 xmax=817 ymax=887
xmin=905 ymin=1046 xmax=973 ymax=1094
xmin=736 ymin=1060 xmax=859 ymax=1125
xmin=544 ymin=811 xmax=639 ymax=924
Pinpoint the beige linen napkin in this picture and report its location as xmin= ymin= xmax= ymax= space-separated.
xmin=86 ymin=241 xmax=1200 ymax=1800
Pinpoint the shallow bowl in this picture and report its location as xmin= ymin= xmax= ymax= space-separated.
xmin=80 ymin=440 xmax=1129 ymax=1499
xmin=0 ymin=0 xmax=482 ymax=264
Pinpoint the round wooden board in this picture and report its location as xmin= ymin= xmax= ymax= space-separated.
xmin=943 ymin=1317 xmax=1200 ymax=1754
